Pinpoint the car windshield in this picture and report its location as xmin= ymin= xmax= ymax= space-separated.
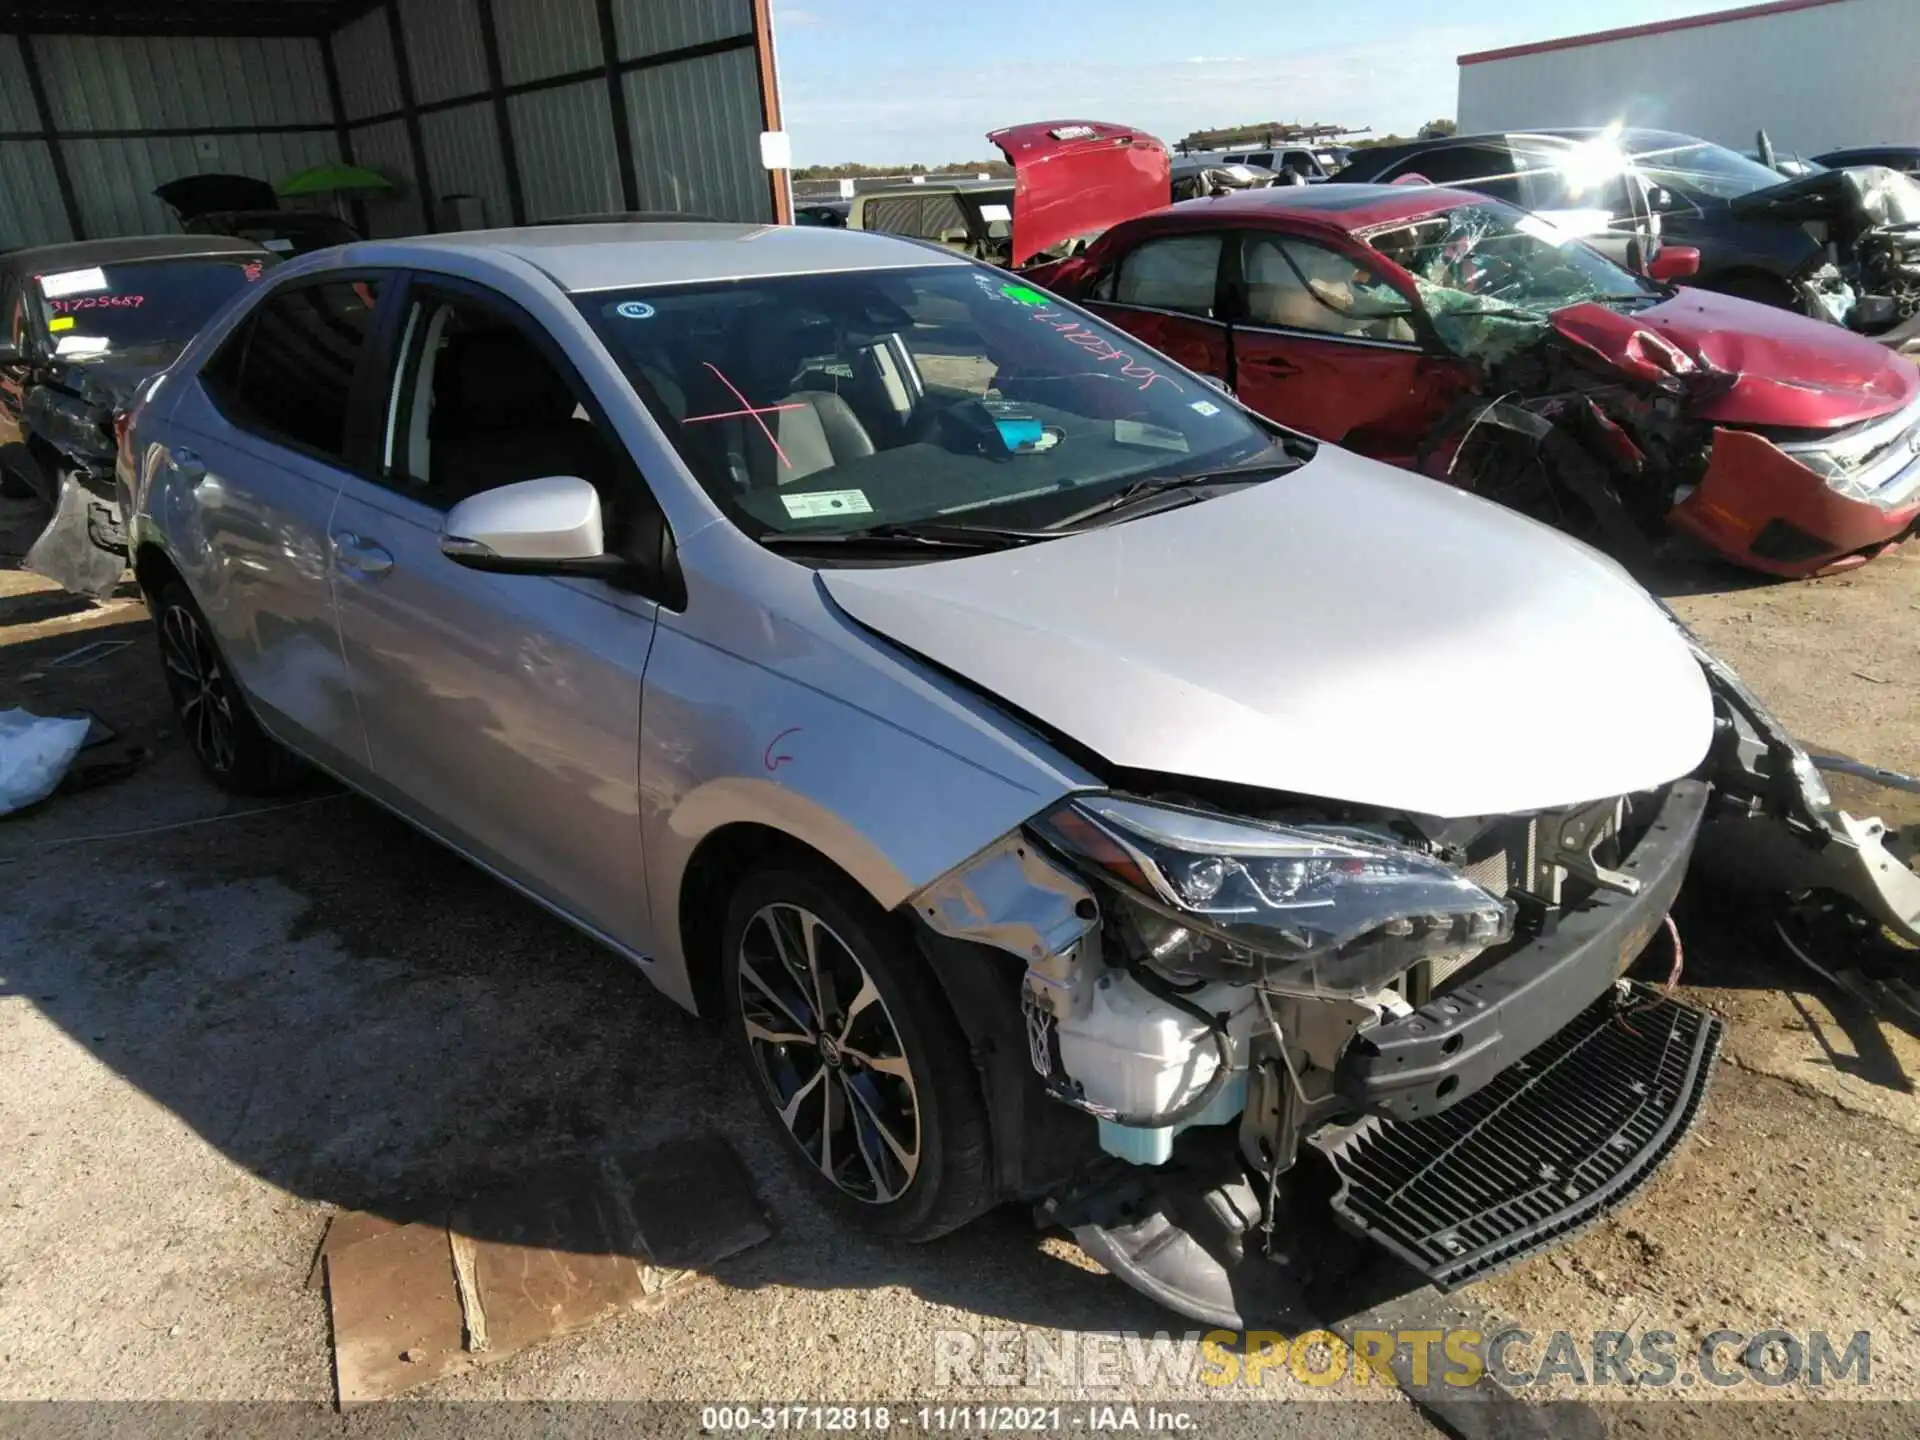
xmin=33 ymin=255 xmax=270 ymax=355
xmin=577 ymin=264 xmax=1285 ymax=540
xmin=1368 ymin=200 xmax=1651 ymax=362
xmin=1625 ymin=136 xmax=1787 ymax=199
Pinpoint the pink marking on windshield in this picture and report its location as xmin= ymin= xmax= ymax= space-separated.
xmin=703 ymin=362 xmax=792 ymax=470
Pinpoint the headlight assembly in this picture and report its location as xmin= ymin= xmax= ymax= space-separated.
xmin=1031 ymin=794 xmax=1514 ymax=996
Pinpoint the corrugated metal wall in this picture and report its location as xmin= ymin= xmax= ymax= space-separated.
xmin=0 ymin=36 xmax=69 ymax=248
xmin=627 ymin=46 xmax=765 ymax=220
xmin=421 ymin=103 xmax=512 ymax=230
xmin=328 ymin=0 xmax=773 ymax=235
xmin=493 ymin=0 xmax=602 ymax=85
xmin=34 ymin=35 xmax=332 ymax=130
xmin=1457 ymin=0 xmax=1910 ymax=156
xmin=0 ymin=31 xmax=346 ymax=248
xmin=511 ymin=82 xmax=625 ymax=222
xmin=613 ymin=0 xmax=753 ymax=58
xmin=334 ymin=9 xmax=402 ymax=122
xmin=3 ymin=0 xmax=776 ymax=247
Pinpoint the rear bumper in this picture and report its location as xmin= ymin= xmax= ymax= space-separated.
xmin=1338 ymin=778 xmax=1708 ymax=1122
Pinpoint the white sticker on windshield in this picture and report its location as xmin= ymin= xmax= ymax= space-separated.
xmin=1114 ymin=420 xmax=1190 ymax=453
xmin=40 ymin=267 xmax=109 ymax=298
xmin=54 ymin=334 xmax=110 ymax=356
xmin=1189 ymin=400 xmax=1223 ymax=418
xmin=978 ymin=203 xmax=1012 ymax=223
xmin=781 ymin=488 xmax=873 ymax=520
xmin=262 ymin=238 xmax=296 ymax=253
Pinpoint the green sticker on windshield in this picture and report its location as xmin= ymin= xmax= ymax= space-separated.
xmin=1001 ymin=283 xmax=1048 ymax=307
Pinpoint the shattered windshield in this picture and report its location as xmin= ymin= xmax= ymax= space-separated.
xmin=1368 ymin=201 xmax=1652 ymax=360
xmin=578 ymin=264 xmax=1283 ymax=541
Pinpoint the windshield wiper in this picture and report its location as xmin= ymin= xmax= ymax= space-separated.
xmin=757 ymin=520 xmax=1048 ymax=552
xmin=1045 ymin=460 xmax=1294 ymax=531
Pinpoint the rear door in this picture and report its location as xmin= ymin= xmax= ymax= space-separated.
xmin=326 ymin=273 xmax=666 ymax=952
xmin=163 ymin=272 xmax=390 ymax=776
xmin=1224 ymin=229 xmax=1474 ymax=463
xmin=1080 ymin=230 xmax=1234 ymax=390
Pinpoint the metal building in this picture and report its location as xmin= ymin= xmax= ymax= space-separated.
xmin=0 ymin=0 xmax=787 ymax=250
xmin=1457 ymin=0 xmax=1917 ymax=158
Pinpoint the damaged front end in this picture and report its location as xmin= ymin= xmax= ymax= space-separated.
xmin=1434 ymin=303 xmax=1920 ymax=577
xmin=908 ymin=636 xmax=1920 ymax=1326
xmin=910 ymin=769 xmax=1722 ymax=1323
xmin=1730 ymin=165 xmax=1920 ymax=345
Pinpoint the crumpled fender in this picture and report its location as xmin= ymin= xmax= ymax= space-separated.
xmin=1551 ymin=301 xmax=1707 ymax=389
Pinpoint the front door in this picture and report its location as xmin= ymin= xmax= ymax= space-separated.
xmin=328 ymin=277 xmax=665 ymax=951
xmin=1225 ymin=231 xmax=1474 ymax=464
xmin=1081 ymin=230 xmax=1234 ymax=391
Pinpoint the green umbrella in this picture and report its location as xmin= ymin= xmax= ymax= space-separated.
xmin=276 ymin=163 xmax=393 ymax=198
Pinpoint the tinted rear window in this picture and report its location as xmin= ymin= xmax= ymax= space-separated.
xmin=33 ymin=255 xmax=271 ymax=355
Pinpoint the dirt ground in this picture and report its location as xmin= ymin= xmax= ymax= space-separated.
xmin=5 ymin=490 xmax=1920 ymax=1434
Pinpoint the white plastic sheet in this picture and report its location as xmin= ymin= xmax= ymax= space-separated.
xmin=0 ymin=709 xmax=91 ymax=815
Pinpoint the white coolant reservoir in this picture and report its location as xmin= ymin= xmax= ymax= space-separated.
xmin=1053 ymin=972 xmax=1258 ymax=1166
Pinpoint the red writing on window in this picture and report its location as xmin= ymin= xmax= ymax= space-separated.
xmin=49 ymin=294 xmax=145 ymax=313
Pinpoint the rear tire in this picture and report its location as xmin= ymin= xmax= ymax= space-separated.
xmin=153 ymin=578 xmax=305 ymax=795
xmin=721 ymin=861 xmax=994 ymax=1241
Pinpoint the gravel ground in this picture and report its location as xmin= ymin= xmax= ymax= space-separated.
xmin=5 ymin=493 xmax=1920 ymax=1435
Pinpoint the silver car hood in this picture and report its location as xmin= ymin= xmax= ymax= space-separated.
xmin=821 ymin=448 xmax=1714 ymax=819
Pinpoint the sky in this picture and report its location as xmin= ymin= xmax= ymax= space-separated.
xmin=770 ymin=0 xmax=1748 ymax=166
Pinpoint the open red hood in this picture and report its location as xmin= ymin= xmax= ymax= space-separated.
xmin=1550 ymin=288 xmax=1920 ymax=430
xmin=987 ymin=120 xmax=1169 ymax=268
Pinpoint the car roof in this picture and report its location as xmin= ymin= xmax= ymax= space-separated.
xmin=1170 ymin=182 xmax=1485 ymax=231
xmin=1815 ymin=145 xmax=1920 ymax=159
xmin=351 ymin=222 xmax=972 ymax=291
xmin=1343 ymin=126 xmax=1725 ymax=168
xmin=5 ymin=234 xmax=267 ymax=273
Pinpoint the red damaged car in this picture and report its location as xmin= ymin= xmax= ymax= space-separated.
xmin=1034 ymin=182 xmax=1920 ymax=577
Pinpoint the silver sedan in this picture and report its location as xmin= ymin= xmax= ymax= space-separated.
xmin=116 ymin=222 xmax=1808 ymax=1323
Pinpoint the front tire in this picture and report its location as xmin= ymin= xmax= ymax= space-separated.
xmin=721 ymin=863 xmax=994 ymax=1240
xmin=154 ymin=579 xmax=304 ymax=795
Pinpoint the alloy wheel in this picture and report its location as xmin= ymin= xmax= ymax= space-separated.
xmin=159 ymin=603 xmax=237 ymax=774
xmin=736 ymin=902 xmax=921 ymax=1204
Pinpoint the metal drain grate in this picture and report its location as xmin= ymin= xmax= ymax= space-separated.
xmin=1315 ymin=985 xmax=1720 ymax=1291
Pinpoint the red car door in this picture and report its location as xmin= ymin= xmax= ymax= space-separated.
xmin=1076 ymin=230 xmax=1234 ymax=392
xmin=1226 ymin=229 xmax=1474 ymax=466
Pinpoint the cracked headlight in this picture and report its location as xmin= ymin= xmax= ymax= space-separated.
xmin=1032 ymin=794 xmax=1514 ymax=995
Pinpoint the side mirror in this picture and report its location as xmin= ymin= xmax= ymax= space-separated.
xmin=440 ymin=475 xmax=626 ymax=578
xmin=1648 ymin=245 xmax=1701 ymax=282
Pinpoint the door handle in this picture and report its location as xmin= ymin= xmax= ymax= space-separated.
xmin=171 ymin=446 xmax=205 ymax=482
xmin=332 ymin=531 xmax=394 ymax=577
